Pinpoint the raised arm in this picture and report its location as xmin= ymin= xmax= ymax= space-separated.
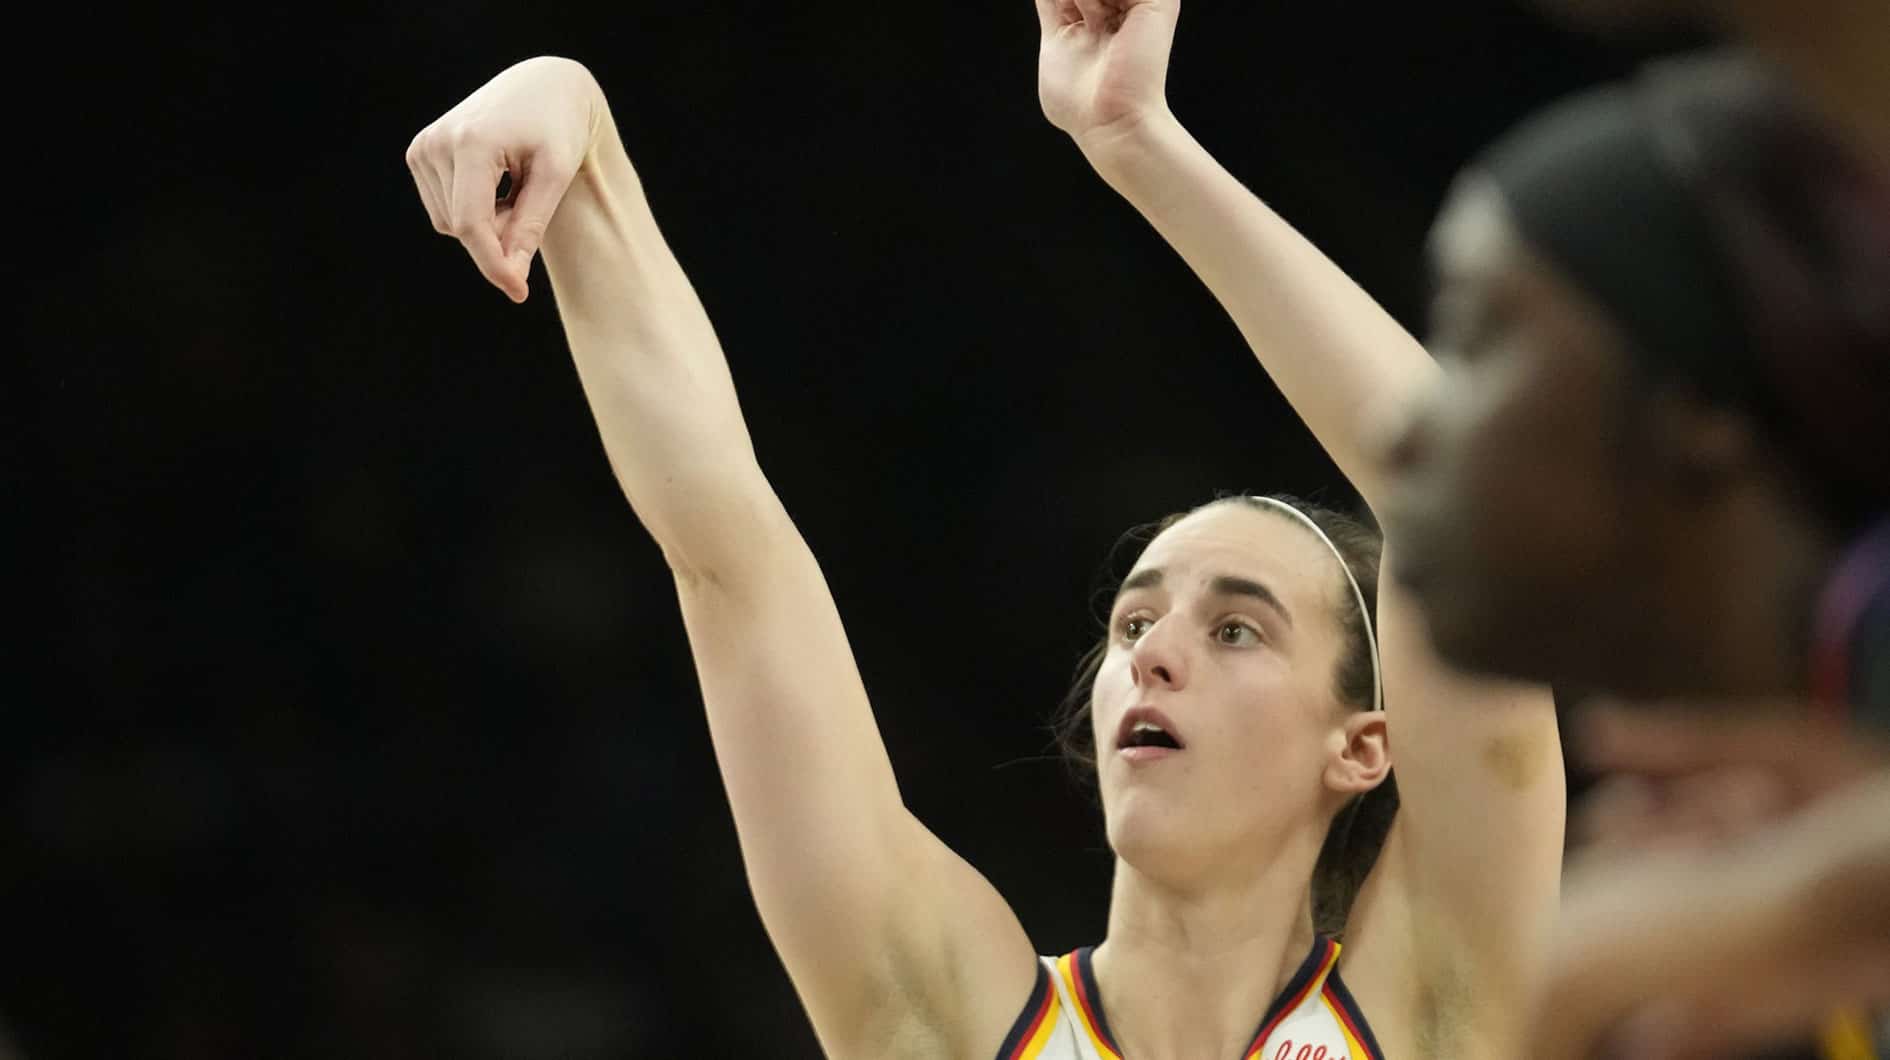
xmin=406 ymin=58 xmax=1034 ymax=1056
xmin=1036 ymin=1 xmax=1564 ymax=1040
xmin=1033 ymin=0 xmax=1433 ymax=504
xmin=1541 ymin=778 xmax=1890 ymax=1057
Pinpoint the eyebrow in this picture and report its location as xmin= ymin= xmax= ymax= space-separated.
xmin=1115 ymin=568 xmax=1294 ymax=628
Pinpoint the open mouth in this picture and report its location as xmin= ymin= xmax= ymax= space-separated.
xmin=1116 ymin=708 xmax=1185 ymax=755
xmin=1121 ymin=722 xmax=1182 ymax=750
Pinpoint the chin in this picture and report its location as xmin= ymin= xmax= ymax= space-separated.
xmin=1106 ymin=824 xmax=1201 ymax=883
xmin=1102 ymin=789 xmax=1193 ymax=866
xmin=1421 ymin=584 xmax=1649 ymax=696
xmin=1106 ymin=803 xmax=1270 ymax=891
xmin=1409 ymin=577 xmax=1558 ymax=683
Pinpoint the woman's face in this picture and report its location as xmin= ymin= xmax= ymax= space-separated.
xmin=1091 ymin=502 xmax=1376 ymax=881
xmin=1378 ymin=177 xmax=1700 ymax=692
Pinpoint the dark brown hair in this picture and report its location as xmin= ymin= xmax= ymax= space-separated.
xmin=1052 ymin=494 xmax=1399 ymax=937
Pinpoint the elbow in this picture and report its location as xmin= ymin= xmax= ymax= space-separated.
xmin=664 ymin=551 xmax=726 ymax=593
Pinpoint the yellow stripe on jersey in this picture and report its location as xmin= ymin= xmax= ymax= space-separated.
xmin=1244 ymin=940 xmax=1344 ymax=1059
xmin=1821 ymin=1009 xmax=1882 ymax=1060
xmin=1056 ymin=952 xmax=1124 ymax=1060
xmin=1319 ymin=989 xmax=1374 ymax=1060
xmin=1015 ymin=986 xmax=1061 ymax=1060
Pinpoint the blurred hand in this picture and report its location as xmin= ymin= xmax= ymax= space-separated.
xmin=406 ymin=56 xmax=603 ymax=303
xmin=1034 ymin=0 xmax=1179 ymax=148
xmin=1529 ymin=702 xmax=1890 ymax=1060
xmin=1570 ymin=700 xmax=1886 ymax=857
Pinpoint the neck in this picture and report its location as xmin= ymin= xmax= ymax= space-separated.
xmin=1647 ymin=479 xmax=1837 ymax=698
xmin=1092 ymin=839 xmax=1323 ymax=1060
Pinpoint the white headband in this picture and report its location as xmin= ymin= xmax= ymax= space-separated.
xmin=1245 ymin=497 xmax=1384 ymax=713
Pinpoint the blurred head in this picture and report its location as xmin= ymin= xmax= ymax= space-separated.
xmin=1056 ymin=495 xmax=1396 ymax=934
xmin=1381 ymin=51 xmax=1890 ymax=699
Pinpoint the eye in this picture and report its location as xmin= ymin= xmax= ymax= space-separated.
xmin=1120 ymin=615 xmax=1153 ymax=642
xmin=1215 ymin=621 xmax=1260 ymax=647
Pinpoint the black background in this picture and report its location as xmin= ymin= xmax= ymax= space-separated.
xmin=15 ymin=5 xmax=1693 ymax=1056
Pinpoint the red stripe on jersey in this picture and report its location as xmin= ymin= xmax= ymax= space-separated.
xmin=1007 ymin=985 xmax=1054 ymax=1059
xmin=1244 ymin=938 xmax=1340 ymax=1057
xmin=1325 ymin=983 xmax=1382 ymax=1060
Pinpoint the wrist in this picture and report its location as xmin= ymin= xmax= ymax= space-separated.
xmin=1074 ymin=106 xmax=1190 ymax=186
xmin=548 ymin=125 xmax=663 ymax=274
xmin=579 ymin=68 xmax=611 ymax=160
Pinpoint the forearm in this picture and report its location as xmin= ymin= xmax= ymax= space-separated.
xmin=541 ymin=112 xmax=781 ymax=579
xmin=1782 ymin=767 xmax=1890 ymax=959
xmin=1651 ymin=772 xmax=1890 ymax=1029
xmin=1079 ymin=115 xmax=1436 ymax=505
xmin=1555 ymin=768 xmax=1890 ymax=1044
xmin=1658 ymin=768 xmax=1890 ymax=974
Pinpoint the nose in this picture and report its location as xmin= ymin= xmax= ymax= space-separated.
xmin=1130 ymin=618 xmax=1188 ymax=691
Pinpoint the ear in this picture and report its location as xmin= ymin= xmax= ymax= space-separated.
xmin=1640 ymin=388 xmax=1759 ymax=499
xmin=1325 ymin=711 xmax=1391 ymax=796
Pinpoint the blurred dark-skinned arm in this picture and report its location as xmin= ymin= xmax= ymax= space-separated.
xmin=1533 ymin=704 xmax=1890 ymax=1059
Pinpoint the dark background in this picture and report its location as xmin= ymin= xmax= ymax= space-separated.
xmin=15 ymin=5 xmax=1696 ymax=1057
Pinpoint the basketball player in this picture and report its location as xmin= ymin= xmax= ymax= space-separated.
xmin=408 ymin=45 xmax=1565 ymax=1060
xmin=1364 ymin=48 xmax=1890 ymax=1060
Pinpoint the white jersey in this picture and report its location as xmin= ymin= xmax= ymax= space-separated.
xmin=997 ymin=937 xmax=1381 ymax=1060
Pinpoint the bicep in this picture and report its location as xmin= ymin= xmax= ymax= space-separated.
xmin=1362 ymin=546 xmax=1565 ymax=987
xmin=673 ymin=508 xmax=1036 ymax=1054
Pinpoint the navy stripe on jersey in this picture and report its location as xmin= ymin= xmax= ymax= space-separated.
xmin=1245 ymin=937 xmax=1334 ymax=1050
xmin=996 ymin=962 xmax=1054 ymax=1058
xmin=1242 ymin=937 xmax=1339 ymax=1055
xmin=1325 ymin=962 xmax=1388 ymax=1060
xmin=1074 ymin=946 xmax=1124 ymax=1056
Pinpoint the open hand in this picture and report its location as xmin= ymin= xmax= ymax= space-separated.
xmin=1570 ymin=700 xmax=1886 ymax=855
